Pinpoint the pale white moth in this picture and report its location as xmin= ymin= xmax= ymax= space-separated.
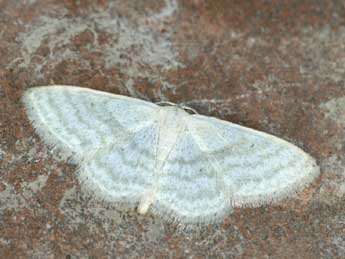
xmin=23 ymin=85 xmax=320 ymax=224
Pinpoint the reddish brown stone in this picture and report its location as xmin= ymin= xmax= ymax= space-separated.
xmin=1 ymin=1 xmax=345 ymax=258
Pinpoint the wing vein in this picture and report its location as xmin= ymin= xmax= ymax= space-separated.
xmin=189 ymin=129 xmax=231 ymax=204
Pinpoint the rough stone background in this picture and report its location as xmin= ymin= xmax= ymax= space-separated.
xmin=1 ymin=0 xmax=345 ymax=258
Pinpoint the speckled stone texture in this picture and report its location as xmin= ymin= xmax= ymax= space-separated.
xmin=1 ymin=0 xmax=345 ymax=258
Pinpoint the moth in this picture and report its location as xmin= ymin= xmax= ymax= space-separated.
xmin=23 ymin=85 xmax=319 ymax=224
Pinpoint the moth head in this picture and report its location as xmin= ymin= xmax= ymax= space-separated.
xmin=156 ymin=101 xmax=198 ymax=115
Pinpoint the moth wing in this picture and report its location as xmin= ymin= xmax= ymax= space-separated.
xmin=155 ymin=128 xmax=231 ymax=224
xmin=23 ymin=85 xmax=158 ymax=161
xmin=79 ymin=123 xmax=159 ymax=206
xmin=184 ymin=114 xmax=320 ymax=208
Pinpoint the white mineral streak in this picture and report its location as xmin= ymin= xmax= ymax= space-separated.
xmin=10 ymin=0 xmax=182 ymax=99
xmin=23 ymin=85 xmax=320 ymax=224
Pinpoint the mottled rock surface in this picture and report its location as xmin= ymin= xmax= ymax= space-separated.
xmin=1 ymin=1 xmax=345 ymax=258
